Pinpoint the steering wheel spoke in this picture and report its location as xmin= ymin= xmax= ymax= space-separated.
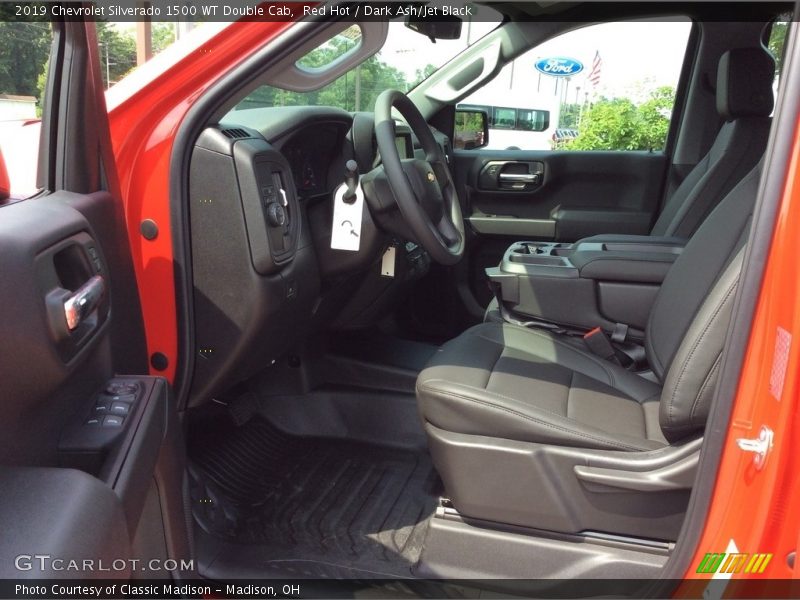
xmin=436 ymin=212 xmax=461 ymax=246
xmin=431 ymin=159 xmax=453 ymax=191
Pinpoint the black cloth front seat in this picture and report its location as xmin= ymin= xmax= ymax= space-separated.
xmin=643 ymin=46 xmax=773 ymax=239
xmin=417 ymin=162 xmax=759 ymax=453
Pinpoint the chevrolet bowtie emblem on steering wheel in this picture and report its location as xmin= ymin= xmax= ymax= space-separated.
xmin=427 ymin=172 xmax=435 ymax=182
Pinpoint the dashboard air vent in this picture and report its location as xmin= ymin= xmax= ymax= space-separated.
xmin=221 ymin=128 xmax=249 ymax=139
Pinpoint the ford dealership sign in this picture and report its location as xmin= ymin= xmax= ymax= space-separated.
xmin=535 ymin=57 xmax=584 ymax=77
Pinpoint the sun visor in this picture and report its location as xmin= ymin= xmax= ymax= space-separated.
xmin=264 ymin=21 xmax=389 ymax=92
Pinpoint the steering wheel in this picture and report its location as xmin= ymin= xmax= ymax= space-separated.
xmin=374 ymin=89 xmax=465 ymax=265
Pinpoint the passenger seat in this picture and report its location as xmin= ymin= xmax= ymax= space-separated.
xmin=587 ymin=46 xmax=775 ymax=242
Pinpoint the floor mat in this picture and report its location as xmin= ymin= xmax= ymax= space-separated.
xmin=188 ymin=417 xmax=442 ymax=578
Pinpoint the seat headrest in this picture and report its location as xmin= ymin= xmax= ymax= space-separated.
xmin=716 ymin=47 xmax=776 ymax=121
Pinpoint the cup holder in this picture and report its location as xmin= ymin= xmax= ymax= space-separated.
xmin=512 ymin=242 xmax=571 ymax=257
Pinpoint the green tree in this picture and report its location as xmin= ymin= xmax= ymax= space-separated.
xmin=35 ymin=58 xmax=50 ymax=117
xmin=236 ymin=54 xmax=410 ymax=112
xmin=229 ymin=26 xmax=414 ymax=112
xmin=0 ymin=21 xmax=51 ymax=99
xmin=96 ymin=22 xmax=136 ymax=88
xmin=559 ymin=103 xmax=581 ymax=129
xmin=569 ymin=97 xmax=639 ymax=150
xmin=569 ymin=86 xmax=675 ymax=152
xmin=768 ymin=19 xmax=788 ymax=74
xmin=631 ymin=86 xmax=675 ymax=150
xmin=410 ymin=64 xmax=437 ymax=89
xmin=152 ymin=23 xmax=177 ymax=55
xmin=344 ymin=55 xmax=407 ymax=110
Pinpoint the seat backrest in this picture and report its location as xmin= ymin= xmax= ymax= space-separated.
xmin=650 ymin=47 xmax=774 ymax=239
xmin=645 ymin=162 xmax=762 ymax=442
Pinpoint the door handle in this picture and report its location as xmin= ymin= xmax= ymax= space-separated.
xmin=498 ymin=173 xmax=539 ymax=183
xmin=478 ymin=160 xmax=544 ymax=191
xmin=64 ymin=275 xmax=105 ymax=330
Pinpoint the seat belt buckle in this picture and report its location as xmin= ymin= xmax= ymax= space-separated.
xmin=583 ymin=327 xmax=617 ymax=362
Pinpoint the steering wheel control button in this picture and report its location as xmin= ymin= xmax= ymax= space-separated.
xmin=110 ymin=402 xmax=131 ymax=415
xmin=102 ymin=415 xmax=124 ymax=428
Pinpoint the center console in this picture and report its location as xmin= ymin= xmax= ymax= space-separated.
xmin=487 ymin=237 xmax=686 ymax=337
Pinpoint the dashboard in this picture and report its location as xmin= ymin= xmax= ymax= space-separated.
xmin=281 ymin=123 xmax=412 ymax=196
xmin=394 ymin=132 xmax=414 ymax=160
xmin=225 ymin=106 xmax=420 ymax=201
xmin=186 ymin=104 xmax=441 ymax=407
xmin=282 ymin=122 xmax=347 ymax=198
xmin=224 ymin=106 xmax=354 ymax=201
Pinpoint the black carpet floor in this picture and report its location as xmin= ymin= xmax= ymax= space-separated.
xmin=188 ymin=417 xmax=442 ymax=578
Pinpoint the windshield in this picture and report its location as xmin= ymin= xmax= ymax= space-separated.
xmin=230 ymin=11 xmax=502 ymax=113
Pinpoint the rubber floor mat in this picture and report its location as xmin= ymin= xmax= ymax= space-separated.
xmin=188 ymin=417 xmax=442 ymax=578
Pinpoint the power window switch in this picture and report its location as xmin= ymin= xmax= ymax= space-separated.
xmin=105 ymin=382 xmax=139 ymax=396
xmin=106 ymin=394 xmax=136 ymax=403
xmin=109 ymin=402 xmax=130 ymax=415
xmin=102 ymin=415 xmax=124 ymax=428
xmin=94 ymin=401 xmax=110 ymax=414
xmin=85 ymin=417 xmax=102 ymax=427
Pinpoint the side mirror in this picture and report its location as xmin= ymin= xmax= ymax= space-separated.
xmin=0 ymin=147 xmax=10 ymax=203
xmin=454 ymin=108 xmax=489 ymax=150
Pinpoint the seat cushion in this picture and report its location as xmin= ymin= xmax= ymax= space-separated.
xmin=417 ymin=322 xmax=667 ymax=452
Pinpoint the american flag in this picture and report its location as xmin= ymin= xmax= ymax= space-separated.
xmin=588 ymin=51 xmax=602 ymax=88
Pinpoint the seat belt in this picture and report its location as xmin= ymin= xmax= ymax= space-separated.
xmin=490 ymin=281 xmax=583 ymax=337
xmin=610 ymin=322 xmax=629 ymax=344
xmin=584 ymin=325 xmax=650 ymax=370
xmin=491 ymin=281 xmax=644 ymax=367
xmin=583 ymin=328 xmax=622 ymax=365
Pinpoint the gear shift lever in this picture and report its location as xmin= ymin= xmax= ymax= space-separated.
xmin=343 ymin=159 xmax=359 ymax=204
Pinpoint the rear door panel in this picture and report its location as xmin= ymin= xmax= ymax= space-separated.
xmin=0 ymin=192 xmax=146 ymax=465
xmin=0 ymin=20 xmax=190 ymax=577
